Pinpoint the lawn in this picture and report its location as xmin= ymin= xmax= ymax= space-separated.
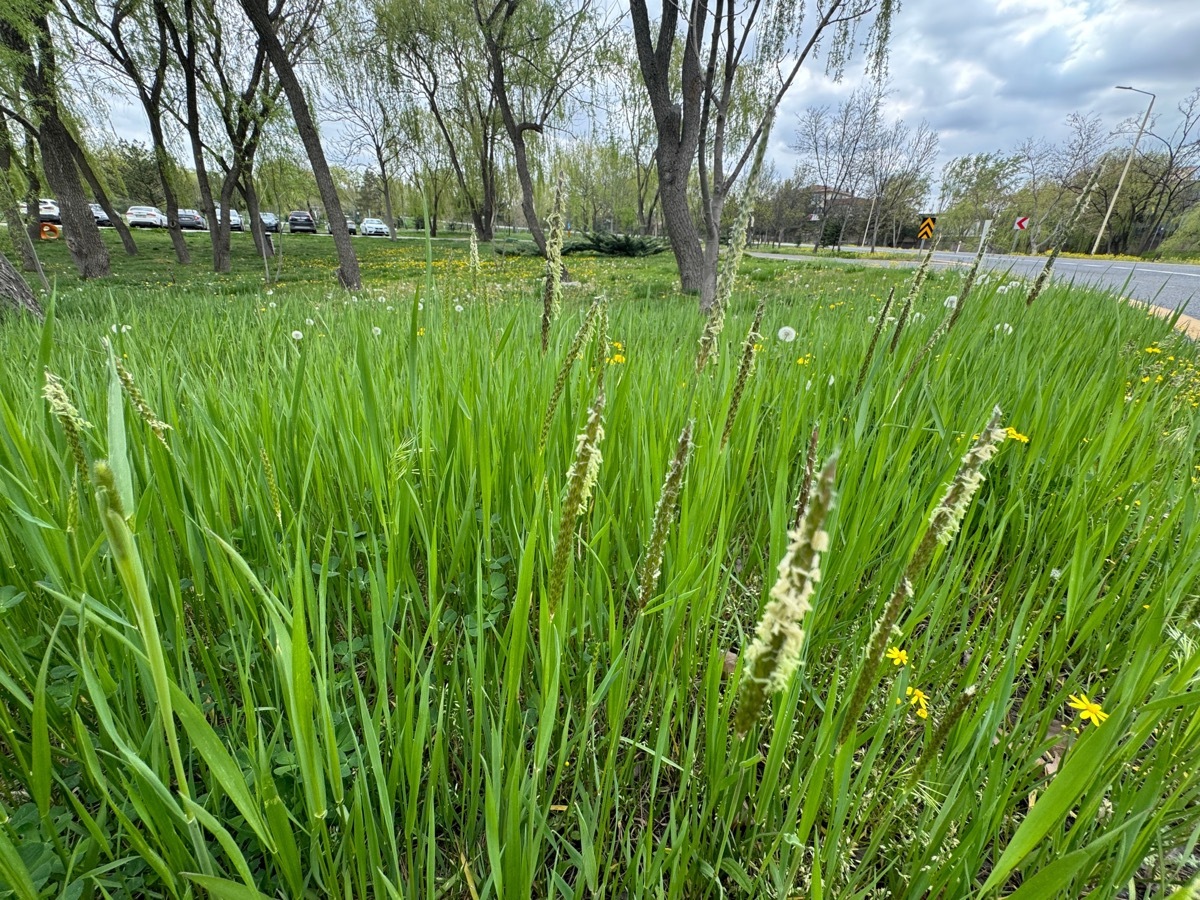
xmin=1 ymin=230 xmax=1198 ymax=898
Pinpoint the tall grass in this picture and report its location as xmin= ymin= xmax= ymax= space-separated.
xmin=0 ymin=249 xmax=1198 ymax=898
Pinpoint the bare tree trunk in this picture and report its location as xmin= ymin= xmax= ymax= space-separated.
xmin=65 ymin=131 xmax=138 ymax=256
xmin=381 ymin=174 xmax=396 ymax=242
xmin=0 ymin=116 xmax=43 ymax=277
xmin=243 ymin=176 xmax=274 ymax=259
xmin=150 ymin=129 xmax=190 ymax=264
xmin=239 ymin=0 xmax=360 ymax=289
xmin=0 ymin=249 xmax=43 ymax=321
xmin=11 ymin=18 xmax=110 ymax=278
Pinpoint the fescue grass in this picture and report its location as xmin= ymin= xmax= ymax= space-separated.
xmin=0 ymin=232 xmax=1199 ymax=898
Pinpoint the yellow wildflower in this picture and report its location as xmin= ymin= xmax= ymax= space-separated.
xmin=1004 ymin=427 xmax=1030 ymax=443
xmin=607 ymin=353 xmax=626 ymax=365
xmin=1144 ymin=346 xmax=1162 ymax=353
xmin=1068 ymin=692 xmax=1109 ymax=726
xmin=417 ymin=327 xmax=426 ymax=336
xmin=886 ymin=647 xmax=908 ymax=666
xmin=906 ymin=686 xmax=929 ymax=718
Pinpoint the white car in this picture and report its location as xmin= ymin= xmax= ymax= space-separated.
xmin=360 ymin=217 xmax=390 ymax=237
xmin=127 ymin=206 xmax=168 ymax=228
xmin=214 ymin=206 xmax=244 ymax=231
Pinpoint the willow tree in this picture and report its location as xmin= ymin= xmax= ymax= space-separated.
xmin=628 ymin=0 xmax=896 ymax=309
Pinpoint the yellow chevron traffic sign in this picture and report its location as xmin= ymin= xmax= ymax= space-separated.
xmin=917 ymin=216 xmax=936 ymax=240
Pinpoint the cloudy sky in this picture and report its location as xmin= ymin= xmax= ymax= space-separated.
xmin=98 ymin=0 xmax=1199 ymax=194
xmin=772 ymin=0 xmax=1200 ymax=177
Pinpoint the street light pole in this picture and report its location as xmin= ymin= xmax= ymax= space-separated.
xmin=1091 ymin=85 xmax=1155 ymax=256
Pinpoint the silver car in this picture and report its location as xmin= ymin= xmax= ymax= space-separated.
xmin=127 ymin=205 xmax=168 ymax=228
xmin=360 ymin=217 xmax=390 ymax=237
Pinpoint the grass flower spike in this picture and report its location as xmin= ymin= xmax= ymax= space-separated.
xmin=721 ymin=300 xmax=765 ymax=448
xmin=637 ymin=420 xmax=694 ymax=608
xmin=43 ymin=368 xmax=93 ymax=482
xmin=547 ymin=391 xmax=606 ymax=615
xmin=696 ymin=115 xmax=772 ymax=373
xmin=735 ymin=456 xmax=836 ymax=736
xmin=111 ymin=352 xmax=171 ymax=448
xmin=541 ymin=172 xmax=567 ymax=352
xmin=926 ymin=408 xmax=1007 ymax=551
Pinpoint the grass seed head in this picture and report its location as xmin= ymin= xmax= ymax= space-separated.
xmin=43 ymin=368 xmax=92 ymax=483
xmin=736 ymin=456 xmax=836 ymax=736
xmin=637 ymin=420 xmax=694 ymax=608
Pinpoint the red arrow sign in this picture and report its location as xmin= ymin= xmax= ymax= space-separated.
xmin=1014 ymin=216 xmax=1030 ymax=230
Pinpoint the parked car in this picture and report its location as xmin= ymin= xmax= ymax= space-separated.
xmin=213 ymin=206 xmax=244 ymax=231
xmin=39 ymin=199 xmax=61 ymax=224
xmin=127 ymin=205 xmax=168 ymax=228
xmin=89 ymin=203 xmax=112 ymax=227
xmin=287 ymin=210 xmax=316 ymax=233
xmin=360 ymin=217 xmax=390 ymax=237
xmin=260 ymin=212 xmax=280 ymax=233
xmin=327 ymin=216 xmax=357 ymax=235
xmin=177 ymin=209 xmax=207 ymax=230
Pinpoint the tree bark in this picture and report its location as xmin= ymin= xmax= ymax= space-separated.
xmin=0 ymin=113 xmax=44 ymax=277
xmin=0 ymin=249 xmax=43 ymax=321
xmin=9 ymin=17 xmax=110 ymax=278
xmin=242 ymin=175 xmax=274 ymax=259
xmin=65 ymin=131 xmax=138 ymax=256
xmin=239 ymin=0 xmax=360 ymax=289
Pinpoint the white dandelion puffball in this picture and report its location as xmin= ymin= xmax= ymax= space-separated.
xmin=305 ymin=318 xmax=314 ymax=326
xmin=944 ymin=295 xmax=958 ymax=309
xmin=291 ymin=330 xmax=303 ymax=341
xmin=912 ymin=312 xmax=925 ymax=322
xmin=110 ymin=324 xmax=119 ymax=334
xmin=372 ymin=326 xmax=382 ymax=336
xmin=995 ymin=322 xmax=1013 ymax=335
xmin=418 ymin=301 xmax=424 ymax=311
xmin=828 ymin=374 xmax=835 ymax=386
xmin=377 ymin=296 xmax=386 ymax=303
xmin=266 ymin=289 xmax=274 ymax=296
xmin=268 ymin=302 xmax=276 ymax=309
xmin=867 ymin=315 xmax=876 ymax=324
xmin=387 ymin=306 xmax=394 ymax=311
xmin=455 ymin=304 xmax=464 ymax=313
xmin=1050 ymin=568 xmax=1062 ymax=581
xmin=777 ymin=326 xmax=797 ymax=342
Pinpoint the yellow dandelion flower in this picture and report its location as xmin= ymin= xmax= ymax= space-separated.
xmin=417 ymin=327 xmax=426 ymax=336
xmin=1068 ymin=692 xmax=1109 ymax=726
xmin=886 ymin=647 xmax=908 ymax=666
xmin=1005 ymin=427 xmax=1030 ymax=443
xmin=906 ymin=686 xmax=929 ymax=714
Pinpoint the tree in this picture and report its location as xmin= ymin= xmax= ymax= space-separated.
xmin=472 ymin=0 xmax=602 ymax=256
xmin=794 ymin=87 xmax=877 ymax=250
xmin=1 ymin=13 xmax=110 ymax=278
xmin=628 ymin=0 xmax=895 ymax=308
xmin=1010 ymin=112 xmax=1106 ymax=253
xmin=861 ymin=113 xmax=938 ymax=251
xmin=59 ymin=0 xmax=192 ymax=263
xmin=938 ymin=152 xmax=1020 ymax=245
xmin=323 ymin=17 xmax=404 ymax=241
xmin=237 ymin=0 xmax=361 ymax=288
xmin=0 ymin=247 xmax=43 ymax=320
xmin=376 ymin=0 xmax=504 ymax=239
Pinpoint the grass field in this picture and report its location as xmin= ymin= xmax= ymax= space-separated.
xmin=1 ymin=230 xmax=1199 ymax=898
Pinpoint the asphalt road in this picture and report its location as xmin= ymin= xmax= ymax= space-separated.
xmin=749 ymin=248 xmax=1200 ymax=318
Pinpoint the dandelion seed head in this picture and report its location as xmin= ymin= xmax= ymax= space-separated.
xmin=372 ymin=326 xmax=382 ymax=336
xmin=291 ymin=330 xmax=303 ymax=341
xmin=944 ymin=296 xmax=958 ymax=309
xmin=777 ymin=326 xmax=797 ymax=342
